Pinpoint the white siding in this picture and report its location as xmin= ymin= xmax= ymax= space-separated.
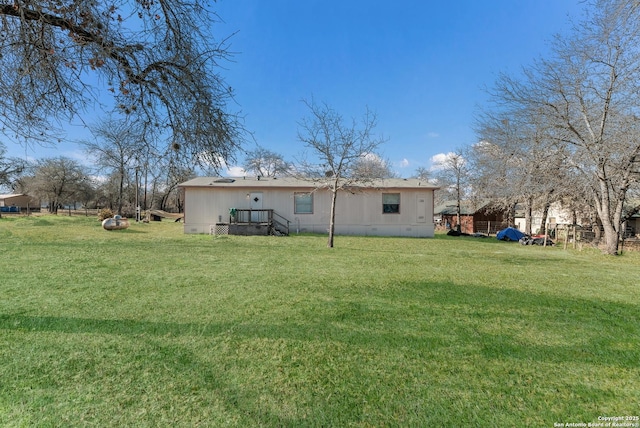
xmin=182 ymin=182 xmax=436 ymax=237
xmin=514 ymin=201 xmax=578 ymax=232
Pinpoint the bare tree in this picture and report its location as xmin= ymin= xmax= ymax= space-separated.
xmin=0 ymin=1 xmax=244 ymax=166
xmin=351 ymin=153 xmax=397 ymax=179
xmin=472 ymin=110 xmax=568 ymax=234
xmin=0 ymin=143 xmax=25 ymax=189
xmin=488 ymin=0 xmax=640 ymax=254
xmin=19 ymin=157 xmax=90 ymax=214
xmin=157 ymin=161 xmax=194 ymax=212
xmin=296 ymin=99 xmax=386 ymax=248
xmin=81 ymin=119 xmax=144 ymax=215
xmin=243 ymin=147 xmax=291 ymax=177
xmin=433 ymin=151 xmax=468 ymax=232
xmin=413 ymin=167 xmax=431 ymax=182
xmin=0 ymin=142 xmax=28 ymax=218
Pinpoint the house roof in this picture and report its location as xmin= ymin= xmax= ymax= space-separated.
xmin=180 ymin=176 xmax=439 ymax=190
xmin=434 ymin=200 xmax=495 ymax=215
xmin=0 ymin=194 xmax=27 ymax=200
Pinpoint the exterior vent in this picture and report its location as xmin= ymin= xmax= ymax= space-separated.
xmin=214 ymin=178 xmax=236 ymax=183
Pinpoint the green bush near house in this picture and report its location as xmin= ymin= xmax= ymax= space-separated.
xmin=1 ymin=216 xmax=638 ymax=427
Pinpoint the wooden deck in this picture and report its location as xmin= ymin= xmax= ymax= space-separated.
xmin=226 ymin=209 xmax=290 ymax=236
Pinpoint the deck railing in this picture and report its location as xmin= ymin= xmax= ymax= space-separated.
xmin=230 ymin=209 xmax=290 ymax=235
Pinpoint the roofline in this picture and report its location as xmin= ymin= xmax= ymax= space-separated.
xmin=179 ymin=176 xmax=440 ymax=190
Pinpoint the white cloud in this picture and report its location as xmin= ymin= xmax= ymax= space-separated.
xmin=399 ymin=158 xmax=410 ymax=168
xmin=427 ymin=132 xmax=440 ymax=139
xmin=225 ymin=165 xmax=246 ymax=176
xmin=429 ymin=152 xmax=464 ymax=171
xmin=201 ymin=155 xmax=246 ymax=177
xmin=430 ymin=152 xmax=453 ymax=165
xmin=360 ymin=152 xmax=382 ymax=162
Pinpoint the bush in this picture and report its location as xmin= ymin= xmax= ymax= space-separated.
xmin=98 ymin=208 xmax=114 ymax=221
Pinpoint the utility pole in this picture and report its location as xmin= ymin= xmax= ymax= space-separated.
xmin=135 ymin=166 xmax=140 ymax=222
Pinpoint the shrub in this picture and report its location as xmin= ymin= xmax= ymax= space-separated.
xmin=98 ymin=208 xmax=114 ymax=221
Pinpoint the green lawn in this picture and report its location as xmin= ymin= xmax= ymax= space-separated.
xmin=1 ymin=215 xmax=638 ymax=427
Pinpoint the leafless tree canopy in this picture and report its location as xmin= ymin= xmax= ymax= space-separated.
xmin=82 ymin=119 xmax=146 ymax=214
xmin=432 ymin=151 xmax=469 ymax=230
xmin=351 ymin=154 xmax=397 ymax=179
xmin=0 ymin=0 xmax=244 ymax=166
xmin=243 ymin=147 xmax=291 ymax=177
xmin=296 ymin=99 xmax=386 ymax=247
xmin=0 ymin=143 xmax=26 ymax=188
xmin=296 ymin=99 xmax=386 ymax=182
xmin=17 ymin=156 xmax=90 ymax=213
xmin=478 ymin=0 xmax=640 ymax=254
xmin=471 ymin=109 xmax=574 ymax=234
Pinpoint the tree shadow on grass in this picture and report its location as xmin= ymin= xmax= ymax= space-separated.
xmin=2 ymin=279 xmax=639 ymax=426
xmin=1 ymin=280 xmax=638 ymax=369
xmin=0 ymin=313 xmax=234 ymax=337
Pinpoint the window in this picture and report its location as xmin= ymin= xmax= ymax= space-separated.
xmin=294 ymin=192 xmax=313 ymax=214
xmin=382 ymin=193 xmax=400 ymax=214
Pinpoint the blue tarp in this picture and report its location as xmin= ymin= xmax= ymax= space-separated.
xmin=496 ymin=227 xmax=526 ymax=241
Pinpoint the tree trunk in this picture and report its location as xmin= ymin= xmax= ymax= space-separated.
xmin=594 ymin=199 xmax=618 ymax=255
xmin=327 ymin=188 xmax=338 ymax=248
xmin=588 ymin=208 xmax=602 ymax=243
xmin=455 ymin=176 xmax=461 ymax=232
xmin=506 ymin=202 xmax=516 ymax=227
xmin=176 ymin=191 xmax=183 ymax=213
xmin=117 ymin=167 xmax=125 ymax=216
xmin=539 ymin=202 xmax=551 ymax=235
xmin=143 ymin=171 xmax=148 ymax=210
xmin=524 ymin=196 xmax=533 ymax=235
xmin=602 ymin=222 xmax=619 ymax=255
xmin=160 ymin=193 xmax=169 ymax=211
xmin=593 ymin=178 xmax=623 ymax=255
xmin=602 ymin=209 xmax=621 ymax=255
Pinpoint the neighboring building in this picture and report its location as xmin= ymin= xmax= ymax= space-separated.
xmin=623 ymin=200 xmax=640 ymax=238
xmin=513 ymin=202 xmax=598 ymax=236
xmin=514 ymin=202 xmax=578 ymax=233
xmin=434 ymin=200 xmax=505 ymax=234
xmin=626 ymin=213 xmax=639 ymax=238
xmin=0 ymin=194 xmax=39 ymax=212
xmin=179 ymin=176 xmax=439 ymax=237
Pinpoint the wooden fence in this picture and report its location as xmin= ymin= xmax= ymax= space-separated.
xmin=474 ymin=221 xmax=508 ymax=235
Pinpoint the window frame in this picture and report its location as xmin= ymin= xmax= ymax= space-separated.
xmin=294 ymin=192 xmax=314 ymax=214
xmin=382 ymin=193 xmax=400 ymax=214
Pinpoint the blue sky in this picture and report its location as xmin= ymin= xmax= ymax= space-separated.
xmin=6 ymin=0 xmax=584 ymax=177
xmin=213 ymin=0 xmax=583 ymax=176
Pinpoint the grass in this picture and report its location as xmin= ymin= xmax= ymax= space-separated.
xmin=0 ymin=215 xmax=638 ymax=427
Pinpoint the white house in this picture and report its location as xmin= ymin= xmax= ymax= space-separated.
xmin=179 ymin=176 xmax=439 ymax=237
xmin=513 ymin=200 xmax=640 ymax=238
xmin=513 ymin=201 xmax=588 ymax=233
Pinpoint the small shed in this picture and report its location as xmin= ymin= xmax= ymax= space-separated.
xmin=0 ymin=194 xmax=38 ymax=212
